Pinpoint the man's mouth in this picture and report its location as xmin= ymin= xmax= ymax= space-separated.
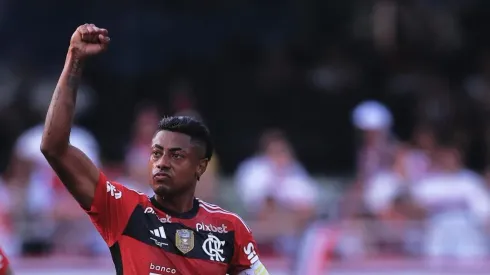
xmin=153 ymin=172 xmax=171 ymax=180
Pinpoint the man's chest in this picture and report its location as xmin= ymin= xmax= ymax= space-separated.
xmin=116 ymin=205 xmax=236 ymax=275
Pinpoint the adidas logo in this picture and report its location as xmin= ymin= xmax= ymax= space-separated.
xmin=150 ymin=226 xmax=167 ymax=239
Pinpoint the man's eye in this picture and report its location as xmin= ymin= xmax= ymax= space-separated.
xmin=172 ymin=154 xmax=183 ymax=159
xmin=152 ymin=151 xmax=162 ymax=158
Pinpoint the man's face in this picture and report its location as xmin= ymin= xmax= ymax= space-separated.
xmin=362 ymin=129 xmax=385 ymax=146
xmin=265 ymin=140 xmax=293 ymax=168
xmin=148 ymin=130 xmax=207 ymax=197
xmin=437 ymin=147 xmax=462 ymax=172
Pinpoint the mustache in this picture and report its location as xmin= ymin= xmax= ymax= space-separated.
xmin=152 ymin=169 xmax=171 ymax=177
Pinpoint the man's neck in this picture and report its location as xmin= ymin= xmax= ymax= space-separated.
xmin=154 ymin=191 xmax=195 ymax=214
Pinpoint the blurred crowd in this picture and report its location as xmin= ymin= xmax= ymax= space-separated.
xmin=3 ymin=96 xmax=490 ymax=264
xmin=336 ymin=101 xmax=490 ymax=261
xmin=0 ymin=90 xmax=320 ymax=259
xmin=2 ymin=0 xmax=490 ymax=269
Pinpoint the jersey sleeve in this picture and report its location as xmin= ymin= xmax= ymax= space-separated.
xmin=0 ymin=248 xmax=10 ymax=275
xmin=85 ymin=172 xmax=142 ymax=246
xmin=229 ymin=218 xmax=270 ymax=275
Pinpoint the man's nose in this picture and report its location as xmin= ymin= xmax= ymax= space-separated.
xmin=156 ymin=154 xmax=171 ymax=169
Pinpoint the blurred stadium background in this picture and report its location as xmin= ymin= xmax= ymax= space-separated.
xmin=2 ymin=0 xmax=490 ymax=274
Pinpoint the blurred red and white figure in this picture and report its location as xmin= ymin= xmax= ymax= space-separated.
xmin=0 ymin=247 xmax=12 ymax=275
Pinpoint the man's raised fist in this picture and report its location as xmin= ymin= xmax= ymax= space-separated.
xmin=70 ymin=23 xmax=110 ymax=58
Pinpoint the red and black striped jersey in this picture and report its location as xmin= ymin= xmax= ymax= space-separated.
xmin=0 ymin=247 xmax=9 ymax=275
xmin=84 ymin=172 xmax=269 ymax=275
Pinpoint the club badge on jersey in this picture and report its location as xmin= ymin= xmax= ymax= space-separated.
xmin=175 ymin=229 xmax=195 ymax=254
xmin=202 ymin=234 xmax=226 ymax=262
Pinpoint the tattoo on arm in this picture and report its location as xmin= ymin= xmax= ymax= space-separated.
xmin=67 ymin=54 xmax=83 ymax=90
xmin=41 ymin=50 xmax=85 ymax=151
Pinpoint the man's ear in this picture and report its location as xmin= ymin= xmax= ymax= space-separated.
xmin=196 ymin=158 xmax=209 ymax=181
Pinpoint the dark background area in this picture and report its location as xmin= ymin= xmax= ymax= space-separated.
xmin=1 ymin=0 xmax=490 ymax=175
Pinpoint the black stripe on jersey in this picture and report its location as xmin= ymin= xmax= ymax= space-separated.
xmin=109 ymin=242 xmax=123 ymax=275
xmin=123 ymin=205 xmax=235 ymax=263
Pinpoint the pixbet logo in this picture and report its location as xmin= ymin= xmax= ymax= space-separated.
xmin=144 ymin=207 xmax=172 ymax=223
xmin=196 ymin=222 xmax=228 ymax=233
xmin=144 ymin=207 xmax=156 ymax=214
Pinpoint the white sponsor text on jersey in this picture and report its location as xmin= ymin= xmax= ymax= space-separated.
xmin=144 ymin=207 xmax=172 ymax=223
xmin=196 ymin=222 xmax=228 ymax=233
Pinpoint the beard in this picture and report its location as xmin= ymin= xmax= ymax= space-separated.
xmin=151 ymin=179 xmax=195 ymax=198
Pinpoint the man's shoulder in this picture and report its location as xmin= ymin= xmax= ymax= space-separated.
xmin=102 ymin=175 xmax=150 ymax=202
xmin=197 ymin=199 xmax=252 ymax=233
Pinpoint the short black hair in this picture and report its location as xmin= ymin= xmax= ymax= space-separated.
xmin=157 ymin=116 xmax=213 ymax=160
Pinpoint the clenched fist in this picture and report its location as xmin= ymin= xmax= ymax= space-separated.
xmin=70 ymin=23 xmax=110 ymax=58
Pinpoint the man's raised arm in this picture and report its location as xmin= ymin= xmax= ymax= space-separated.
xmin=40 ymin=24 xmax=110 ymax=210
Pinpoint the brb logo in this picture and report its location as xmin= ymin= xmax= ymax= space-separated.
xmin=202 ymin=234 xmax=225 ymax=262
xmin=106 ymin=181 xmax=122 ymax=199
xmin=196 ymin=222 xmax=228 ymax=233
xmin=149 ymin=263 xmax=176 ymax=274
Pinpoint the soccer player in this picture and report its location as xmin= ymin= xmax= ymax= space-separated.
xmin=0 ymin=247 xmax=12 ymax=275
xmin=40 ymin=24 xmax=269 ymax=275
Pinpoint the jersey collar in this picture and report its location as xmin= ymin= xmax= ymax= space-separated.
xmin=150 ymin=196 xmax=199 ymax=219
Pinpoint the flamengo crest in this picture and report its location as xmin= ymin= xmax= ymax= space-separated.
xmin=202 ymin=234 xmax=225 ymax=262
